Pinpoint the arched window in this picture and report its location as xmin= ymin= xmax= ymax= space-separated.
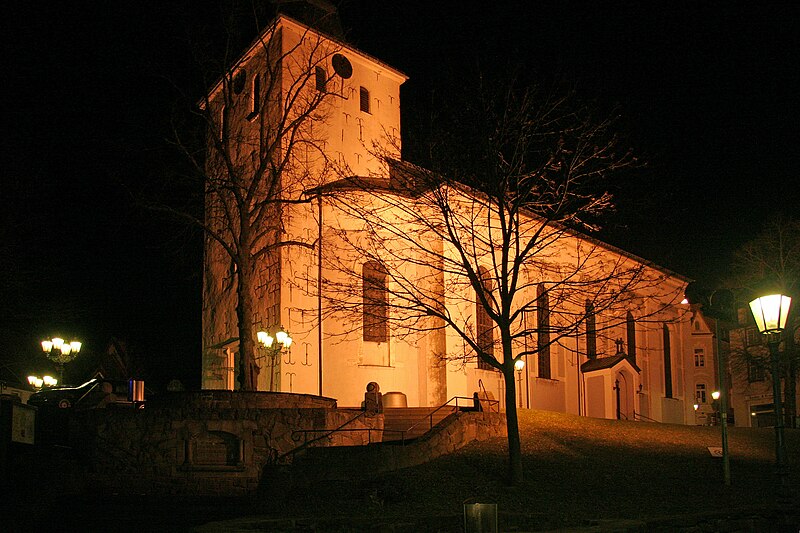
xmin=585 ymin=300 xmax=596 ymax=358
xmin=663 ymin=324 xmax=673 ymax=398
xmin=476 ymin=266 xmax=494 ymax=370
xmin=626 ymin=311 xmax=636 ymax=363
xmin=537 ymin=283 xmax=551 ymax=379
xmin=363 ymin=261 xmax=388 ymax=342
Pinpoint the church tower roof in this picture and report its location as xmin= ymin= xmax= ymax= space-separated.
xmin=274 ymin=0 xmax=344 ymax=39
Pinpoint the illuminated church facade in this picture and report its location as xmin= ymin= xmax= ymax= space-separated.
xmin=200 ymin=8 xmax=718 ymax=426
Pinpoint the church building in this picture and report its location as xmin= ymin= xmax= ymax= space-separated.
xmin=200 ymin=5 xmax=707 ymax=426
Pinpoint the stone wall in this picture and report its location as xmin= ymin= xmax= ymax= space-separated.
xmin=38 ymin=392 xmax=504 ymax=496
xmin=66 ymin=391 xmax=381 ymax=496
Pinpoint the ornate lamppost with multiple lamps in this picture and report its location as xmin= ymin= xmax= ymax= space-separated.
xmin=41 ymin=337 xmax=81 ymax=385
xmin=256 ymin=328 xmax=293 ymax=391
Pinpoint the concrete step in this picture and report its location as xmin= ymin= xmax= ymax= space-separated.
xmin=382 ymin=406 xmax=458 ymax=441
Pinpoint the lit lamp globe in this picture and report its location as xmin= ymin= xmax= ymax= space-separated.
xmin=514 ymin=359 xmax=525 ymax=372
xmin=275 ymin=329 xmax=292 ymax=347
xmin=749 ymin=294 xmax=791 ymax=336
xmin=256 ymin=328 xmax=292 ymax=349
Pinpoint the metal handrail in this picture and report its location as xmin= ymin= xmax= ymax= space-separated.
xmin=401 ymin=394 xmax=500 ymax=437
xmin=290 ymin=426 xmax=412 ymax=444
xmin=400 ymin=396 xmax=467 ymax=437
xmin=633 ymin=411 xmax=658 ymax=423
xmin=280 ymin=410 xmax=368 ymax=462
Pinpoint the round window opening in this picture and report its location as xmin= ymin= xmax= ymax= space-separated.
xmin=332 ymin=54 xmax=353 ymax=79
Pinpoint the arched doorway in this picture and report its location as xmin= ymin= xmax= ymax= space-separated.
xmin=615 ymin=370 xmax=634 ymax=420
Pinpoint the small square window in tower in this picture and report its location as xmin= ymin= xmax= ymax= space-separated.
xmin=359 ymin=86 xmax=370 ymax=113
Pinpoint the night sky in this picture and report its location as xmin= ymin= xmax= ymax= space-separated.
xmin=2 ymin=1 xmax=798 ymax=388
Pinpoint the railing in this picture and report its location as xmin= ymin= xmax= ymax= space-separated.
xmin=401 ymin=393 xmax=501 ymax=440
xmin=477 ymin=379 xmax=500 ymax=413
xmin=279 ymin=410 xmax=369 ymax=462
xmin=633 ymin=411 xmax=659 ymax=423
xmin=290 ymin=426 xmax=406 ymax=446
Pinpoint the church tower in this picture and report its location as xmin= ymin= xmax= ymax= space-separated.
xmin=201 ymin=5 xmax=407 ymax=393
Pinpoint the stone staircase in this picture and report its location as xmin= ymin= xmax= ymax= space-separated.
xmin=382 ymin=406 xmax=459 ymax=442
xmin=284 ymin=410 xmax=507 ymax=482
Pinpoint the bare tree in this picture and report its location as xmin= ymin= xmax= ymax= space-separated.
xmin=320 ymin=80 xmax=683 ymax=483
xmin=726 ymin=215 xmax=800 ymax=427
xmin=164 ymin=9 xmax=341 ymax=390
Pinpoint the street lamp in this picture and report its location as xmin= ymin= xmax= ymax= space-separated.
xmin=257 ymin=328 xmax=293 ymax=351
xmin=256 ymin=327 xmax=293 ymax=391
xmin=514 ymin=358 xmax=525 ymax=408
xmin=41 ymin=337 xmax=81 ymax=384
xmin=749 ymin=293 xmax=791 ymax=490
xmin=27 ymin=375 xmax=57 ymax=390
xmin=710 ymin=390 xmax=721 ymax=426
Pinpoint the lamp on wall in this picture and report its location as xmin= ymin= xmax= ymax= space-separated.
xmin=749 ymin=293 xmax=792 ymax=491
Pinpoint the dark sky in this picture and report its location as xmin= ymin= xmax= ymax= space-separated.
xmin=2 ymin=1 xmax=798 ymax=388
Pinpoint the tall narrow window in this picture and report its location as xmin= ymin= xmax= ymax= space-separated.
xmin=626 ymin=311 xmax=636 ymax=363
xmin=363 ymin=261 xmax=388 ymax=342
xmin=315 ymin=66 xmax=326 ymax=92
xmin=250 ymin=73 xmax=261 ymax=117
xmin=585 ymin=300 xmax=596 ymax=358
xmin=663 ymin=324 xmax=673 ymax=398
xmin=476 ymin=266 xmax=494 ymax=370
xmin=359 ymin=86 xmax=370 ymax=113
xmin=537 ymin=283 xmax=551 ymax=379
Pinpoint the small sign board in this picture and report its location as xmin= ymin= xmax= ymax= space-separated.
xmin=12 ymin=404 xmax=36 ymax=445
xmin=707 ymin=446 xmax=723 ymax=457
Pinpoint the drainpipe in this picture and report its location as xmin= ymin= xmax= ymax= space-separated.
xmin=318 ymin=193 xmax=323 ymax=397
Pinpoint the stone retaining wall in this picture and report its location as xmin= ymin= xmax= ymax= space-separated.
xmin=39 ymin=392 xmax=505 ymax=496
xmin=65 ymin=391 xmax=381 ymax=496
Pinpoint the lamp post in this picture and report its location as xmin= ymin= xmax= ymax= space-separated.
xmin=749 ymin=293 xmax=791 ymax=491
xmin=514 ymin=359 xmax=525 ymax=408
xmin=41 ymin=337 xmax=81 ymax=384
xmin=256 ymin=327 xmax=293 ymax=391
xmin=684 ymin=285 xmax=734 ymax=486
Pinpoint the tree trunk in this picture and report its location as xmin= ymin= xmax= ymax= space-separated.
xmin=503 ymin=366 xmax=523 ymax=485
xmin=236 ymin=260 xmax=258 ymax=391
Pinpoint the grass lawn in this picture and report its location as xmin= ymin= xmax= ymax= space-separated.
xmin=270 ymin=409 xmax=800 ymax=530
